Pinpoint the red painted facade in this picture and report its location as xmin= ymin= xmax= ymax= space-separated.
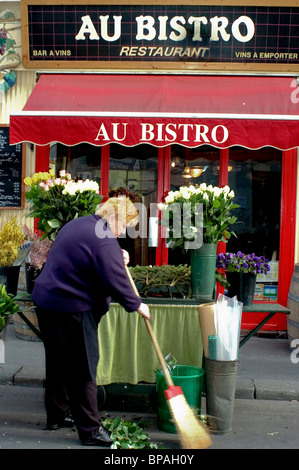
xmin=35 ymin=144 xmax=297 ymax=331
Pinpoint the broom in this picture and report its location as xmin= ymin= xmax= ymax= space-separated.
xmin=125 ymin=266 xmax=212 ymax=450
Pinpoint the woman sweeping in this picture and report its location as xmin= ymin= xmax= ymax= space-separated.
xmin=32 ymin=196 xmax=150 ymax=446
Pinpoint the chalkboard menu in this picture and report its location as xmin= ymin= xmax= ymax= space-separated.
xmin=0 ymin=126 xmax=24 ymax=208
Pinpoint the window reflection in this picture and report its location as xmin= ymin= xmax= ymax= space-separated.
xmin=225 ymin=147 xmax=282 ymax=302
xmin=109 ymin=144 xmax=158 ymax=266
xmin=169 ymin=145 xmax=220 ymax=265
xmin=170 ymin=145 xmax=220 ymax=191
xmin=50 ymin=143 xmax=101 ymax=185
xmin=227 ymin=147 xmax=281 ymax=262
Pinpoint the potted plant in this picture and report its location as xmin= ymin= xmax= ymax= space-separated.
xmin=216 ymin=251 xmax=271 ymax=305
xmin=0 ymin=217 xmax=25 ymax=297
xmin=22 ymin=225 xmax=53 ymax=294
xmin=0 ymin=283 xmax=23 ymax=340
xmin=158 ymin=184 xmax=239 ymax=299
xmin=24 ymin=169 xmax=103 ymax=241
xmin=129 ymin=264 xmax=192 ymax=299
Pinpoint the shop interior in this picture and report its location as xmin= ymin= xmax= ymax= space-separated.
xmin=50 ymin=142 xmax=281 ymax=302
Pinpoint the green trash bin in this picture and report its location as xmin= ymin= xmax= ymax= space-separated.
xmin=156 ymin=365 xmax=204 ymax=434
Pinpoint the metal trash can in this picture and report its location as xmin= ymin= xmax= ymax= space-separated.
xmin=204 ymin=358 xmax=238 ymax=434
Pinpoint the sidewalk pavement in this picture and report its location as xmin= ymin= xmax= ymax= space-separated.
xmin=1 ymin=323 xmax=299 ymax=401
xmin=1 ymin=322 xmax=299 ymax=450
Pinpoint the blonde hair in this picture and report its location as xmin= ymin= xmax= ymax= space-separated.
xmin=96 ymin=196 xmax=139 ymax=227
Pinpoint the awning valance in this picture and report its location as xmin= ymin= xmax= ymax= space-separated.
xmin=9 ymin=73 xmax=299 ymax=150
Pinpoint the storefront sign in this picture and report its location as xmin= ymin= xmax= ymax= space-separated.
xmin=10 ymin=73 xmax=299 ymax=150
xmin=21 ymin=0 xmax=299 ymax=71
xmin=94 ymin=122 xmax=229 ymax=145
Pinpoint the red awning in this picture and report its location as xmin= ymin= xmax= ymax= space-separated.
xmin=9 ymin=73 xmax=299 ymax=150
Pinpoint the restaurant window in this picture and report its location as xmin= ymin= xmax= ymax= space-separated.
xmin=168 ymin=145 xmax=220 ymax=265
xmin=49 ymin=142 xmax=283 ymax=299
xmin=109 ymin=143 xmax=159 ymax=267
xmin=167 ymin=145 xmax=281 ymax=297
xmin=226 ymin=147 xmax=281 ymax=301
xmin=227 ymin=147 xmax=281 ymax=259
xmin=50 ymin=143 xmax=101 ymax=185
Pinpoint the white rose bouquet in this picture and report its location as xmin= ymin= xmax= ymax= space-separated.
xmin=158 ymin=184 xmax=239 ymax=251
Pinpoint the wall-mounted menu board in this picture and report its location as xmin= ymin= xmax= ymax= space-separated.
xmin=0 ymin=126 xmax=24 ymax=209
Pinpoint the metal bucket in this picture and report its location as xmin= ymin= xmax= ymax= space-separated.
xmin=204 ymin=358 xmax=238 ymax=434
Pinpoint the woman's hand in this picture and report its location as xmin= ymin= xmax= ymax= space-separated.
xmin=137 ymin=303 xmax=151 ymax=320
xmin=122 ymin=249 xmax=130 ymax=266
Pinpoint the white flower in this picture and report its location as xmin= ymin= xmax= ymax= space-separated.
xmin=180 ymin=188 xmax=191 ymax=200
xmin=213 ymin=187 xmax=222 ymax=198
xmin=165 ymin=191 xmax=175 ymax=204
xmin=39 ymin=182 xmax=50 ymax=191
xmin=83 ymin=179 xmax=99 ymax=192
xmin=54 ymin=178 xmax=67 ymax=186
xmin=62 ymin=179 xmax=99 ymax=196
xmin=62 ymin=184 xmax=76 ymax=196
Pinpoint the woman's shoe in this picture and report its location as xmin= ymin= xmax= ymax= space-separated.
xmin=80 ymin=425 xmax=113 ymax=446
xmin=47 ymin=413 xmax=75 ymax=430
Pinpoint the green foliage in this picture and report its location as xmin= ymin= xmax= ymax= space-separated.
xmin=129 ymin=264 xmax=192 ymax=298
xmin=0 ymin=284 xmax=24 ymax=332
xmin=102 ymin=417 xmax=160 ymax=449
xmin=215 ymin=270 xmax=230 ymax=288
xmin=129 ymin=264 xmax=231 ymax=293
xmin=24 ymin=170 xmax=103 ymax=241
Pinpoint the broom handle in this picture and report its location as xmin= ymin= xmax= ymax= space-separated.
xmin=125 ymin=266 xmax=174 ymax=388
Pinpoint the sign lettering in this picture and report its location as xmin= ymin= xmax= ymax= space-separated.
xmin=23 ymin=3 xmax=299 ymax=67
xmin=94 ymin=122 xmax=229 ymax=145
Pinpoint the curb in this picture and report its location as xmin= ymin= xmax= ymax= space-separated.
xmin=13 ymin=366 xmax=45 ymax=387
xmin=254 ymin=379 xmax=299 ymax=401
xmin=1 ymin=367 xmax=299 ymax=402
xmin=0 ymin=365 xmax=44 ymax=387
xmin=236 ymin=377 xmax=299 ymax=401
xmin=0 ymin=365 xmax=22 ymax=385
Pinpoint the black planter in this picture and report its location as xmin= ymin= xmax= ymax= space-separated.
xmin=226 ymin=272 xmax=257 ymax=306
xmin=0 ymin=265 xmax=20 ymax=296
xmin=25 ymin=263 xmax=42 ymax=294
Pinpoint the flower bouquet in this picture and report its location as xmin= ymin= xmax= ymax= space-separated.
xmin=24 ymin=170 xmax=103 ymax=241
xmin=23 ymin=225 xmax=53 ymax=270
xmin=216 ymin=251 xmax=271 ymax=305
xmin=0 ymin=217 xmax=24 ymax=267
xmin=158 ymin=184 xmax=239 ymax=251
xmin=0 ymin=217 xmax=28 ymax=296
xmin=158 ymin=184 xmax=239 ymax=299
xmin=216 ymin=252 xmax=271 ymax=276
xmin=21 ymin=225 xmax=53 ymax=293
